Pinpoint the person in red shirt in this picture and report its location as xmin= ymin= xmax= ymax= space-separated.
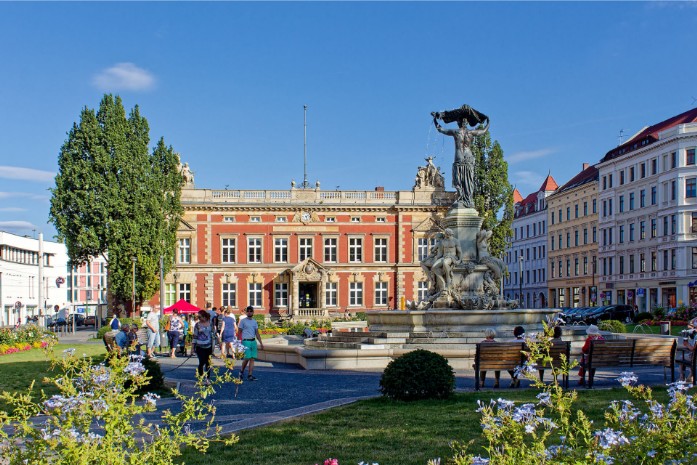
xmin=578 ymin=325 xmax=604 ymax=386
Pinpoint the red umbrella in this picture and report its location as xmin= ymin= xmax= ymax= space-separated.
xmin=163 ymin=299 xmax=200 ymax=314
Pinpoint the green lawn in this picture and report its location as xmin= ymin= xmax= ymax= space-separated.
xmin=180 ymin=388 xmax=671 ymax=465
xmin=0 ymin=343 xmax=106 ymax=413
xmin=626 ymin=323 xmax=686 ymax=336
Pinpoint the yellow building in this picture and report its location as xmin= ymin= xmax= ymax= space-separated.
xmin=547 ymin=164 xmax=599 ymax=308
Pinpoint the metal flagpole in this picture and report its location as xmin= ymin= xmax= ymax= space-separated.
xmin=302 ymin=105 xmax=309 ymax=188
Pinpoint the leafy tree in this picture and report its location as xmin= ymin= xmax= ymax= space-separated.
xmin=50 ymin=95 xmax=183 ymax=310
xmin=472 ymin=129 xmax=514 ymax=258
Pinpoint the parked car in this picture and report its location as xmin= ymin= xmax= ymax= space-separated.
xmin=84 ymin=315 xmax=96 ymax=326
xmin=582 ymin=304 xmax=634 ymax=324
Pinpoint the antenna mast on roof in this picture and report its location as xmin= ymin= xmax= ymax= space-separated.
xmin=617 ymin=129 xmax=624 ymax=146
xmin=302 ymin=105 xmax=310 ymax=189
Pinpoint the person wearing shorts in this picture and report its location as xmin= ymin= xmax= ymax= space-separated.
xmin=238 ymin=306 xmax=264 ymax=381
xmin=145 ymin=307 xmax=161 ymax=358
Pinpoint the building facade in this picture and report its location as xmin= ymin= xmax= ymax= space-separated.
xmin=504 ymin=175 xmax=557 ymax=308
xmin=147 ymin=162 xmax=454 ymax=318
xmin=546 ymin=163 xmax=599 ymax=308
xmin=0 ymin=232 xmax=68 ymax=326
xmin=597 ymin=108 xmax=697 ymax=311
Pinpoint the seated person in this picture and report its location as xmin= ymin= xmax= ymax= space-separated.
xmin=479 ymin=328 xmax=500 ymax=388
xmin=681 ymin=329 xmax=697 ymax=382
xmin=114 ymin=324 xmax=131 ymax=354
xmin=128 ymin=324 xmax=144 ymax=355
xmin=578 ymin=325 xmax=604 ymax=386
xmin=507 ymin=326 xmax=526 ymax=388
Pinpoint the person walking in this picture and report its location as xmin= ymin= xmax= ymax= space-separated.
xmin=192 ymin=310 xmax=214 ymax=384
xmin=238 ymin=306 xmax=264 ymax=381
xmin=167 ymin=309 xmax=184 ymax=358
xmin=145 ymin=307 xmax=161 ymax=359
xmin=219 ymin=307 xmax=238 ymax=359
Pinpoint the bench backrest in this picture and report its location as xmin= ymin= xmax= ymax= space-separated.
xmin=631 ymin=338 xmax=676 ymax=367
xmin=589 ymin=340 xmax=634 ymax=367
xmin=546 ymin=341 xmax=571 ymax=369
xmin=475 ymin=342 xmax=526 ymax=371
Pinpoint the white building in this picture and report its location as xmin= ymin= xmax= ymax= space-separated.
xmin=597 ymin=108 xmax=697 ymax=312
xmin=0 ymin=231 xmax=69 ymax=326
xmin=505 ymin=175 xmax=558 ymax=308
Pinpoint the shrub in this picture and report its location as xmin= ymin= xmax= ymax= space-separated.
xmin=652 ymin=306 xmax=666 ymax=319
xmin=379 ymin=349 xmax=455 ymax=401
xmin=635 ymin=312 xmax=653 ymax=323
xmin=96 ymin=317 xmax=139 ymax=339
xmin=598 ymin=320 xmax=626 ymax=333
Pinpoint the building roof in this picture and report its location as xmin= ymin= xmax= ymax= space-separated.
xmin=555 ymin=164 xmax=599 ymax=194
xmin=601 ymin=107 xmax=697 ymax=163
xmin=513 ymin=188 xmax=523 ymax=203
xmin=538 ymin=173 xmax=558 ymax=192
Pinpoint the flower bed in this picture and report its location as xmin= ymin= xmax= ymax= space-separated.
xmin=0 ymin=340 xmax=49 ymax=356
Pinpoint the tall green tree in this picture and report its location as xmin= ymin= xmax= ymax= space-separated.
xmin=472 ymin=129 xmax=514 ymax=258
xmin=50 ymin=95 xmax=183 ymax=310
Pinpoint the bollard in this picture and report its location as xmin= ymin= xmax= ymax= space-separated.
xmin=659 ymin=320 xmax=671 ymax=335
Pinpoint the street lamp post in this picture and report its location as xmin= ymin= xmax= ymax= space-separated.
xmin=131 ymin=257 xmax=137 ymax=316
xmin=591 ymin=256 xmax=597 ymax=306
xmin=518 ymin=254 xmax=524 ymax=308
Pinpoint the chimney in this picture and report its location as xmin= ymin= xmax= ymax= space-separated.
xmin=582 ymin=163 xmax=589 ymax=170
xmin=375 ymin=186 xmax=384 ymax=192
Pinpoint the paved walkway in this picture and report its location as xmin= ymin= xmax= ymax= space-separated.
xmin=55 ymin=329 xmax=680 ymax=434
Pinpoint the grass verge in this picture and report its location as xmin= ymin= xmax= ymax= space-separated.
xmin=181 ymin=387 xmax=671 ymax=465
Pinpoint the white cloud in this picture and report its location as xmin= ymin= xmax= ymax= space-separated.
xmin=0 ymin=221 xmax=37 ymax=232
xmin=0 ymin=165 xmax=55 ymax=182
xmin=92 ymin=63 xmax=156 ymax=92
xmin=0 ymin=191 xmax=50 ymax=201
xmin=0 ymin=207 xmax=27 ymax=212
xmin=512 ymin=170 xmax=544 ymax=190
xmin=506 ymin=148 xmax=556 ymax=164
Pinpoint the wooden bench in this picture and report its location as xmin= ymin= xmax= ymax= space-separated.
xmin=536 ymin=341 xmax=571 ymax=389
xmin=473 ymin=342 xmax=525 ymax=391
xmin=675 ymin=345 xmax=695 ymax=382
xmin=586 ymin=338 xmax=676 ymax=388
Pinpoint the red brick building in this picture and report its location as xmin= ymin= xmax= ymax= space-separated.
xmin=147 ymin=164 xmax=453 ymax=319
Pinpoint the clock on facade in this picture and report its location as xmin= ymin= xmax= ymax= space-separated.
xmin=301 ymin=212 xmax=311 ymax=223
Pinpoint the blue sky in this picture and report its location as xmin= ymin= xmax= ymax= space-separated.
xmin=1 ymin=2 xmax=696 ymax=239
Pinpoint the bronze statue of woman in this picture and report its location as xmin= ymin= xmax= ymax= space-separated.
xmin=432 ymin=105 xmax=489 ymax=208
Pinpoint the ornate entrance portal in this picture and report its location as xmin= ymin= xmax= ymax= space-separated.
xmin=287 ymin=259 xmax=332 ymax=320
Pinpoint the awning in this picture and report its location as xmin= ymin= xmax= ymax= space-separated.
xmin=163 ymin=299 xmax=200 ymax=314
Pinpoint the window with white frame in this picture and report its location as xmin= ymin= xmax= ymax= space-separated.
xmin=417 ymin=281 xmax=429 ymax=302
xmin=688 ymin=148 xmax=696 ymax=166
xmin=164 ymin=283 xmax=176 ymax=306
xmin=178 ymin=283 xmax=191 ymax=302
xmin=417 ymin=238 xmax=429 ymax=261
xmin=250 ymin=216 xmax=261 ymax=222
xmin=275 ymin=283 xmax=288 ymax=307
xmin=349 ymin=237 xmax=363 ymax=262
xmin=687 ymin=178 xmax=697 ymax=198
xmin=324 ymin=237 xmax=337 ymax=263
xmin=376 ymin=217 xmax=386 ymax=223
xmin=374 ymin=237 xmax=388 ymax=262
xmin=248 ymin=283 xmax=262 ymax=307
xmin=274 ymin=238 xmax=288 ymax=263
xmin=223 ymin=216 xmax=235 ymax=223
xmin=221 ymin=238 xmax=236 ymax=263
xmin=325 ymin=282 xmax=337 ymax=307
xmin=349 ymin=282 xmax=363 ymax=306
xmin=374 ymin=281 xmax=388 ymax=306
xmin=248 ymin=237 xmax=262 ymax=263
xmin=222 ymin=283 xmax=236 ymax=307
xmin=350 ymin=216 xmax=361 ymax=223
xmin=275 ymin=216 xmax=287 ymax=223
xmin=325 ymin=216 xmax=336 ymax=223
xmin=178 ymin=238 xmax=191 ymax=264
xmin=299 ymin=237 xmax=313 ymax=261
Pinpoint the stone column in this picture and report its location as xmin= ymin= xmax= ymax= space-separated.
xmin=443 ymin=206 xmax=483 ymax=261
